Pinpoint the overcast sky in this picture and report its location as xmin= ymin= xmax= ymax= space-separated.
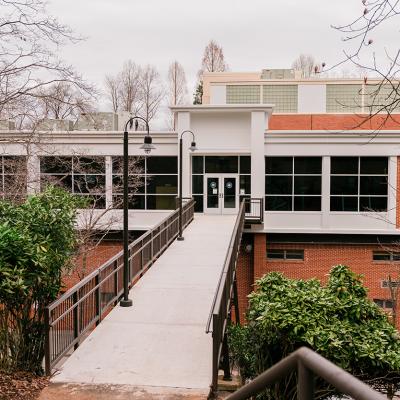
xmin=47 ymin=0 xmax=398 ymax=127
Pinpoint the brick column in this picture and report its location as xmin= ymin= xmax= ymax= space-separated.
xmin=235 ymin=236 xmax=254 ymax=322
xmin=253 ymin=233 xmax=266 ymax=280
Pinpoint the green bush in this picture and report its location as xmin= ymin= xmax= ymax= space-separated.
xmin=229 ymin=265 xmax=400 ymax=399
xmin=0 ymin=186 xmax=85 ymax=373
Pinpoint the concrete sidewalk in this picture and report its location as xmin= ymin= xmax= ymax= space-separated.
xmin=46 ymin=215 xmax=236 ymax=398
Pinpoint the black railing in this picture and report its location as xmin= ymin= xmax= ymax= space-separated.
xmin=226 ymin=347 xmax=385 ymax=400
xmin=206 ymin=199 xmax=246 ymax=394
xmin=44 ymin=199 xmax=195 ymax=375
xmin=244 ymin=197 xmax=264 ymax=224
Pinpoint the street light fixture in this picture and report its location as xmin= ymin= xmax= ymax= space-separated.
xmin=120 ymin=116 xmax=154 ymax=308
xmin=177 ymin=130 xmax=197 ymax=241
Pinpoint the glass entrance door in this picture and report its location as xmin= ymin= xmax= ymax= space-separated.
xmin=204 ymin=175 xmax=238 ymax=214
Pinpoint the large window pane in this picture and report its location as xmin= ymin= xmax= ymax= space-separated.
xmin=360 ymin=176 xmax=387 ymax=195
xmin=240 ymin=175 xmax=251 ymax=194
xmin=360 ymin=157 xmax=388 ymax=175
xmin=266 ymin=176 xmax=292 ymax=194
xmin=147 ymin=156 xmax=178 ymax=174
xmin=192 ymin=175 xmax=203 ymax=194
xmin=112 ymin=175 xmax=145 ymax=194
xmin=359 ymin=196 xmax=387 ymax=212
xmin=41 ymin=174 xmax=72 ymax=190
xmin=147 ymin=195 xmax=176 ymax=210
xmin=193 ymin=195 xmax=204 ymax=212
xmin=294 ymin=196 xmax=321 ymax=211
xmin=294 ymin=157 xmax=321 ymax=174
xmin=331 ymin=157 xmax=358 ymax=174
xmin=112 ymin=156 xmax=145 ymax=174
xmin=74 ymin=157 xmax=105 ymax=174
xmin=205 ymin=156 xmax=238 ymax=173
xmin=331 ymin=176 xmax=358 ymax=195
xmin=146 ymin=175 xmax=177 ymax=194
xmin=40 ymin=156 xmax=72 ymax=173
xmin=239 ymin=156 xmax=251 ymax=174
xmin=192 ymin=156 xmax=204 ymax=174
xmin=265 ymin=157 xmax=292 ymax=174
xmin=265 ymin=196 xmax=292 ymax=211
xmin=74 ymin=175 xmax=105 ymax=194
xmin=294 ymin=176 xmax=321 ymax=195
xmin=330 ymin=196 xmax=358 ymax=211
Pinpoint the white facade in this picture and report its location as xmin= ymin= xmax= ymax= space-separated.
xmin=1 ymin=102 xmax=400 ymax=235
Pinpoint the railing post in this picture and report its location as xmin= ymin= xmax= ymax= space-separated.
xmin=114 ymin=260 xmax=118 ymax=305
xmin=298 ymin=360 xmax=314 ymax=400
xmin=44 ymin=307 xmax=52 ymax=375
xmin=221 ymin=333 xmax=232 ymax=381
xmin=233 ymin=278 xmax=240 ymax=325
xmin=211 ymin=314 xmax=219 ymax=394
xmin=73 ymin=291 xmax=79 ymax=350
xmin=95 ymin=274 xmax=101 ymax=326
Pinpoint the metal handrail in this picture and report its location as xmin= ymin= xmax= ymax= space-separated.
xmin=226 ymin=347 xmax=385 ymax=400
xmin=243 ymin=197 xmax=264 ymax=224
xmin=44 ymin=199 xmax=195 ymax=375
xmin=206 ymin=199 xmax=246 ymax=393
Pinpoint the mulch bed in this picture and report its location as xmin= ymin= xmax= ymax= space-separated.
xmin=0 ymin=371 xmax=49 ymax=400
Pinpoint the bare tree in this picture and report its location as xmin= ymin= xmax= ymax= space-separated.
xmin=0 ymin=0 xmax=94 ymax=123
xmin=104 ymin=74 xmax=121 ymax=112
xmin=118 ymin=60 xmax=142 ymax=114
xmin=292 ymin=54 xmax=317 ymax=78
xmin=194 ymin=40 xmax=228 ymax=104
xmin=329 ymin=1 xmax=400 ymax=127
xmin=200 ymin=40 xmax=228 ymax=74
xmin=37 ymin=82 xmax=94 ymax=122
xmin=139 ymin=65 xmax=164 ymax=125
xmin=167 ymin=61 xmax=188 ymax=129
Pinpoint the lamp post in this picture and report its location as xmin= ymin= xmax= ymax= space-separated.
xmin=120 ymin=116 xmax=155 ymax=308
xmin=177 ymin=130 xmax=197 ymax=241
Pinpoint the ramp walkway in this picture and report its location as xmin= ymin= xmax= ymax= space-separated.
xmin=50 ymin=214 xmax=236 ymax=397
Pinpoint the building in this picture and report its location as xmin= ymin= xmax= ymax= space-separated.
xmin=1 ymin=69 xmax=400 ymax=323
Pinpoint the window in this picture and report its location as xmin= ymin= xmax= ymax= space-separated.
xmin=0 ymin=156 xmax=27 ymax=203
xmin=191 ymin=155 xmax=251 ymax=213
xmin=330 ymin=157 xmax=388 ymax=212
xmin=267 ymin=249 xmax=304 ymax=260
xmin=382 ymin=280 xmax=400 ymax=288
xmin=364 ymin=84 xmax=400 ymax=113
xmin=373 ymin=251 xmax=400 ymax=262
xmin=226 ymin=85 xmax=260 ymax=104
xmin=326 ymin=84 xmax=362 ymax=113
xmin=41 ymin=156 xmax=106 ymax=208
xmin=112 ymin=156 xmax=177 ymax=210
xmin=373 ymin=299 xmax=394 ymax=309
xmin=265 ymin=157 xmax=322 ymax=211
xmin=263 ymin=85 xmax=298 ymax=113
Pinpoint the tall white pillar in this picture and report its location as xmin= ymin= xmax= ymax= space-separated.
xmin=388 ymin=156 xmax=397 ymax=228
xmin=105 ymin=156 xmax=112 ymax=208
xmin=26 ymin=143 xmax=40 ymax=195
xmin=321 ymin=156 xmax=331 ymax=228
xmin=251 ymin=111 xmax=266 ymax=199
xmin=176 ymin=111 xmax=191 ymax=197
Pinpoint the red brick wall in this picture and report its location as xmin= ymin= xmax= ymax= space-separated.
xmin=62 ymin=241 xmax=122 ymax=290
xmin=235 ymin=240 xmax=253 ymax=322
xmin=269 ymin=114 xmax=400 ymax=131
xmin=235 ymin=234 xmax=400 ymax=326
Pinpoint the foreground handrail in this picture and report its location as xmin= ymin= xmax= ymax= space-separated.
xmin=44 ymin=199 xmax=195 ymax=375
xmin=206 ymin=200 xmax=246 ymax=393
xmin=226 ymin=347 xmax=385 ymax=400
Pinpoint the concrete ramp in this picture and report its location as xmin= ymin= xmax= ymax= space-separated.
xmin=49 ymin=215 xmax=236 ymax=397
